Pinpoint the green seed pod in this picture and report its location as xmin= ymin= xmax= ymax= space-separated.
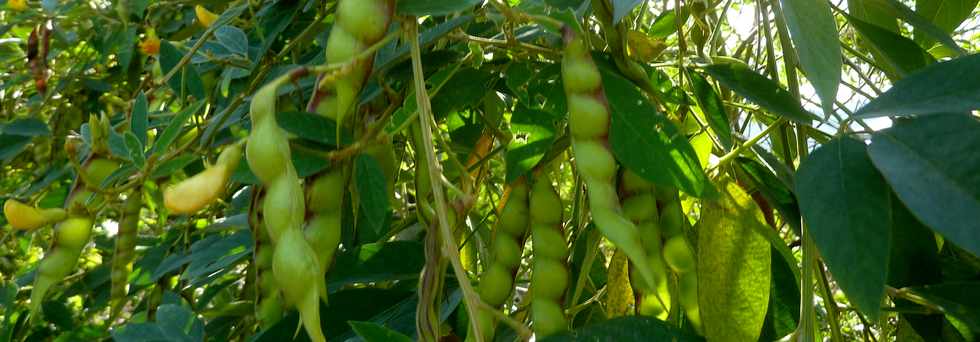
xmin=497 ymin=182 xmax=529 ymax=237
xmin=82 ymin=158 xmax=121 ymax=188
xmin=572 ymin=141 xmax=617 ymax=181
xmin=262 ymin=170 xmax=305 ymax=244
xmin=622 ymin=193 xmax=657 ymax=223
xmin=29 ymin=216 xmax=94 ymax=318
xmin=562 ymin=59 xmax=602 ymax=93
xmin=478 ymin=263 xmax=513 ymax=307
xmin=493 ymin=235 xmax=522 ymax=269
xmin=529 ymin=180 xmax=562 ymax=224
xmin=678 ymin=272 xmax=702 ymax=331
xmin=110 ymin=190 xmax=141 ymax=318
xmin=568 ymin=95 xmax=609 ymax=139
xmin=336 ymin=0 xmax=391 ymax=42
xmin=250 ymin=188 xmax=283 ymax=328
xmin=531 ymin=224 xmax=567 ymax=260
xmin=532 ymin=300 xmax=568 ymax=337
xmin=659 ymin=199 xmax=686 ymax=238
xmin=306 ymin=169 xmax=345 ymax=214
xmin=303 ymin=213 xmax=342 ymax=274
xmin=325 ymin=25 xmax=366 ymax=64
xmin=663 ymin=236 xmax=696 ymax=274
xmin=532 ymin=258 xmax=568 ymax=300
xmin=272 ymin=228 xmax=327 ymax=342
xmin=246 ymin=123 xmax=291 ymax=185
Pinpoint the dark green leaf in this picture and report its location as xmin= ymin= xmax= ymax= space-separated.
xmin=888 ymin=198 xmax=941 ymax=288
xmin=1 ymin=118 xmax=50 ymax=136
xmin=760 ymin=248 xmax=801 ymax=341
xmin=604 ymin=67 xmax=711 ymax=197
xmin=131 ymin=92 xmax=148 ymax=146
xmin=649 ymin=8 xmax=688 ymax=39
xmin=150 ymin=154 xmax=198 ymax=179
xmin=156 ymin=304 xmax=204 ymax=341
xmin=349 ymin=321 xmax=413 ymax=342
xmin=506 ymin=105 xmax=557 ymax=182
xmin=276 ymin=111 xmax=352 ymax=146
xmin=355 ymin=154 xmax=390 ymax=238
xmin=688 ymin=72 xmax=732 ymax=149
xmin=780 ymin=0 xmax=841 ymax=115
xmin=867 ymin=115 xmax=980 ymax=256
xmin=796 ymin=136 xmax=890 ymax=319
xmin=702 ymin=62 xmax=818 ymax=124
xmin=914 ymin=0 xmax=980 ymax=47
xmin=150 ymin=100 xmax=204 ymax=157
xmin=907 ymin=282 xmax=980 ymax=333
xmin=882 ymin=0 xmax=966 ymax=55
xmin=735 ymin=157 xmax=802 ymax=235
xmin=214 ymin=26 xmax=248 ymax=57
xmin=845 ymin=14 xmax=934 ymax=79
xmin=124 ymin=131 xmax=145 ymax=168
xmin=853 ymin=54 xmax=980 ymax=118
xmin=328 ymin=241 xmax=424 ymax=291
xmin=0 ymin=135 xmax=31 ymax=163
xmin=396 ymin=0 xmax=481 ymax=16
xmin=541 ymin=316 xmax=703 ymax=341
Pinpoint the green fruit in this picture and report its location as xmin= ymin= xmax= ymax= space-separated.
xmin=325 ymin=28 xmax=364 ymax=63
xmin=246 ymin=123 xmax=291 ymax=184
xmin=55 ymin=217 xmax=94 ymax=248
xmin=493 ymin=235 xmax=522 ymax=269
xmin=532 ymin=225 xmax=567 ymax=260
xmin=262 ymin=172 xmax=305 ymax=243
xmin=336 ymin=0 xmax=389 ymax=41
xmin=532 ymin=258 xmax=568 ymax=300
xmin=497 ymin=184 xmax=529 ymax=237
xmin=567 ymin=94 xmax=609 ymax=139
xmin=532 ymin=300 xmax=567 ymax=336
xmin=307 ymin=170 xmax=345 ymax=213
xmin=663 ymin=236 xmax=695 ymax=273
xmin=530 ymin=180 xmax=562 ymax=224
xmin=82 ymin=159 xmax=121 ymax=187
xmin=272 ymin=228 xmax=326 ymax=342
xmin=622 ymin=193 xmax=657 ymax=222
xmin=479 ymin=263 xmax=513 ymax=306
xmin=562 ymin=59 xmax=601 ymax=93
xmin=620 ymin=169 xmax=652 ymax=193
xmin=659 ymin=200 xmax=685 ymax=237
xmin=573 ymin=141 xmax=617 ymax=181
xmin=304 ymin=213 xmax=342 ymax=273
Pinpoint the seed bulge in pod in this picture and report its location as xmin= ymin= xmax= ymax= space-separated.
xmin=663 ymin=236 xmax=696 ymax=273
xmin=567 ymin=95 xmax=609 ymax=139
xmin=56 ymin=216 xmax=94 ymax=248
xmin=573 ymin=141 xmax=617 ymax=182
xmin=479 ymin=263 xmax=513 ymax=306
xmin=532 ymin=225 xmax=567 ymax=260
xmin=493 ymin=235 xmax=522 ymax=269
xmin=532 ymin=258 xmax=568 ymax=300
xmin=246 ymin=123 xmax=291 ymax=184
xmin=336 ymin=0 xmax=389 ymax=41
xmin=532 ymin=299 xmax=567 ymax=336
xmin=562 ymin=59 xmax=601 ymax=94
xmin=622 ymin=193 xmax=657 ymax=222
xmin=325 ymin=28 xmax=365 ymax=63
xmin=262 ymin=173 xmax=304 ymax=243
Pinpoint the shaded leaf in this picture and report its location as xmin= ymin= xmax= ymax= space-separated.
xmin=349 ymin=321 xmax=413 ymax=342
xmin=506 ymin=105 xmax=557 ymax=183
xmin=796 ymin=136 xmax=891 ymax=319
xmin=845 ymin=14 xmax=934 ymax=79
xmin=540 ymin=316 xmax=703 ymax=341
xmin=853 ymin=53 xmax=980 ymax=118
xmin=396 ymin=0 xmax=481 ymax=16
xmin=702 ymin=62 xmax=818 ymax=124
xmin=907 ymin=282 xmax=980 ymax=333
xmin=131 ymin=91 xmax=148 ymax=146
xmin=149 ymin=100 xmax=204 ymax=156
xmin=688 ymin=72 xmax=732 ymax=149
xmin=868 ymin=115 xmax=980 ymax=256
xmin=355 ymin=154 xmax=390 ymax=238
xmin=780 ymin=0 xmax=841 ymax=115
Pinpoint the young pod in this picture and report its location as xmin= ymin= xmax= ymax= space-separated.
xmin=529 ymin=177 xmax=570 ymax=337
xmin=164 ymin=142 xmax=242 ymax=214
xmin=110 ymin=190 xmax=141 ymax=318
xmin=3 ymin=199 xmax=66 ymax=231
xmin=272 ymin=228 xmax=327 ymax=342
xmin=29 ymin=216 xmax=94 ymax=318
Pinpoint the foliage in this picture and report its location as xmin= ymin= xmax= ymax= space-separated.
xmin=0 ymin=0 xmax=978 ymax=341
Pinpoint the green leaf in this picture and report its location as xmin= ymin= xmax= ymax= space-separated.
xmin=888 ymin=198 xmax=941 ymax=288
xmin=914 ymin=0 xmax=980 ymax=47
xmin=779 ymin=0 xmax=841 ymax=116
xmin=123 ymin=131 xmax=145 ymax=168
xmin=131 ymin=91 xmax=148 ymax=146
xmin=158 ymin=40 xmax=207 ymax=100
xmin=540 ymin=316 xmax=704 ymax=341
xmin=734 ymin=157 xmax=802 ymax=235
xmin=603 ymin=66 xmax=711 ymax=197
xmin=355 ymin=154 xmax=390 ymax=238
xmin=1 ymin=118 xmax=50 ymax=136
xmin=688 ymin=72 xmax=732 ymax=149
xmin=150 ymin=154 xmax=198 ymax=179
xmin=853 ymin=54 xmax=980 ymax=118
xmin=867 ymin=115 xmax=980 ymax=256
xmin=847 ymin=0 xmax=899 ymax=32
xmin=697 ymin=178 xmax=772 ymax=342
xmin=349 ymin=321 xmax=413 ymax=342
xmin=214 ymin=26 xmax=248 ymax=58
xmin=649 ymin=8 xmax=689 ymax=39
xmin=506 ymin=105 xmax=557 ymax=183
xmin=796 ymin=136 xmax=891 ymax=319
xmin=149 ymin=100 xmax=204 ymax=157
xmin=155 ymin=304 xmax=204 ymax=341
xmin=760 ymin=248 xmax=801 ymax=341
xmin=328 ymin=241 xmax=424 ymax=291
xmin=845 ymin=14 xmax=934 ymax=79
xmin=907 ymin=282 xmax=980 ymax=333
xmin=276 ymin=111 xmax=353 ymax=146
xmin=396 ymin=0 xmax=481 ymax=16
xmin=702 ymin=62 xmax=818 ymax=124
xmin=882 ymin=0 xmax=966 ymax=55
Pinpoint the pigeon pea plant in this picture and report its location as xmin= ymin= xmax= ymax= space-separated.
xmin=0 ymin=0 xmax=978 ymax=341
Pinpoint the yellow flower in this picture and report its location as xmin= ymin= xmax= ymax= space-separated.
xmin=8 ymin=0 xmax=27 ymax=11
xmin=139 ymin=29 xmax=160 ymax=55
xmin=195 ymin=5 xmax=218 ymax=27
